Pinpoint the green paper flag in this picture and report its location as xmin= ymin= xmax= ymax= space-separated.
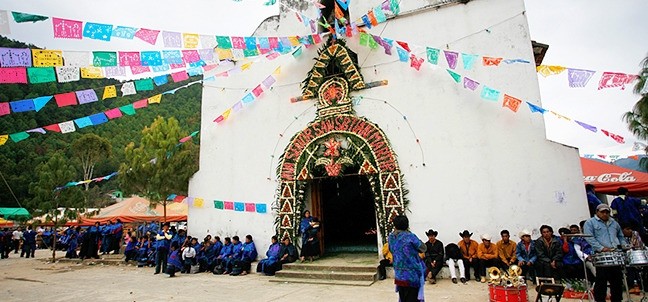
xmin=427 ymin=47 xmax=440 ymax=65
xmin=390 ymin=0 xmax=400 ymax=15
xmin=292 ymin=46 xmax=303 ymax=58
xmin=368 ymin=36 xmax=378 ymax=49
xmin=359 ymin=33 xmax=370 ymax=46
xmin=9 ymin=132 xmax=29 ymax=143
xmin=27 ymin=67 xmax=56 ymax=84
xmin=93 ymin=51 xmax=118 ymax=67
xmin=135 ymin=78 xmax=154 ymax=91
xmin=12 ymin=12 xmax=48 ymax=23
xmin=119 ymin=104 xmax=136 ymax=116
xmin=214 ymin=200 xmax=224 ymax=209
xmin=216 ymin=36 xmax=232 ymax=49
xmin=243 ymin=49 xmax=259 ymax=57
xmin=447 ymin=69 xmax=462 ymax=83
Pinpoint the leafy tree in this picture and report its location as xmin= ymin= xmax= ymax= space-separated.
xmin=28 ymin=152 xmax=84 ymax=261
xmin=72 ymin=133 xmax=112 ymax=191
xmin=623 ymin=55 xmax=648 ymax=168
xmin=118 ymin=116 xmax=198 ymax=221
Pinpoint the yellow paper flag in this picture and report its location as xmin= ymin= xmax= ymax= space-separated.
xmin=272 ymin=66 xmax=281 ymax=76
xmin=193 ymin=198 xmax=204 ymax=208
xmin=183 ymin=33 xmax=200 ymax=48
xmin=0 ymin=135 xmax=8 ymax=146
xmin=32 ymin=49 xmax=64 ymax=67
xmin=103 ymin=85 xmax=117 ymax=100
xmin=148 ymin=94 xmax=162 ymax=104
xmin=537 ymin=65 xmax=566 ymax=77
xmin=216 ymin=48 xmax=233 ymax=60
xmin=222 ymin=108 xmax=232 ymax=120
xmin=81 ymin=67 xmax=104 ymax=79
xmin=288 ymin=36 xmax=300 ymax=46
xmin=550 ymin=110 xmax=571 ymax=121
xmin=240 ymin=62 xmax=253 ymax=71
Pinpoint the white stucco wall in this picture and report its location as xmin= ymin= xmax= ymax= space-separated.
xmin=188 ymin=0 xmax=589 ymax=254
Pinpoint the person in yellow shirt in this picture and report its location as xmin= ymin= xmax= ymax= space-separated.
xmin=497 ymin=230 xmax=517 ymax=270
xmin=477 ymin=233 xmax=499 ymax=283
xmin=458 ymin=230 xmax=479 ymax=281
xmin=378 ymin=242 xmax=393 ymax=280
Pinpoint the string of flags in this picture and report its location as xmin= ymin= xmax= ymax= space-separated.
xmin=0 ymin=80 xmax=201 ymax=146
xmin=54 ymin=131 xmax=200 ymax=191
xmin=536 ymin=65 xmax=640 ymax=90
xmin=213 ymin=67 xmax=281 ymax=124
xmin=582 ymin=154 xmax=643 ymax=161
xmin=165 ymin=194 xmax=268 ymax=214
xmin=443 ymin=68 xmax=628 ymax=145
xmin=0 ymin=66 xmax=198 ymax=116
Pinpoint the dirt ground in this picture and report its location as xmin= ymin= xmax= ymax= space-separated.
xmin=0 ymin=249 xmax=645 ymax=302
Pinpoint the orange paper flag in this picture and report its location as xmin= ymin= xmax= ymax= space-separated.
xmin=502 ymin=94 xmax=522 ymax=112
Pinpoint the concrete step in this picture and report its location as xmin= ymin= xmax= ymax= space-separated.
xmin=282 ymin=263 xmax=377 ymax=273
xmin=275 ymin=269 xmax=376 ymax=282
xmin=269 ymin=277 xmax=375 ymax=287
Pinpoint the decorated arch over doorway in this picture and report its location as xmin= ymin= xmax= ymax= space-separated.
xmin=275 ymin=41 xmax=407 ymax=243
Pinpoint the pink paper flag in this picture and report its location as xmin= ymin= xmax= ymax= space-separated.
xmin=181 ymin=50 xmax=200 ymax=63
xmin=0 ymin=102 xmax=9 ymax=116
xmin=54 ymin=92 xmax=77 ymax=107
xmin=245 ymin=203 xmax=255 ymax=212
xmin=133 ymin=99 xmax=148 ymax=109
xmin=170 ymin=63 xmax=185 ymax=70
xmin=224 ymin=201 xmax=234 ymax=210
xmin=134 ymin=28 xmax=160 ymax=45
xmin=0 ymin=67 xmax=27 ymax=83
xmin=171 ymin=71 xmax=189 ymax=82
xmin=104 ymin=108 xmax=123 ymax=119
xmin=231 ymin=37 xmax=246 ymax=49
xmin=52 ymin=17 xmax=83 ymax=39
xmin=252 ymin=85 xmax=264 ymax=97
xmin=410 ymin=54 xmax=424 ymax=71
xmin=130 ymin=65 xmax=150 ymax=75
xmin=179 ymin=136 xmax=192 ymax=143
xmin=598 ymin=72 xmax=638 ymax=90
xmin=118 ymin=51 xmax=141 ymax=66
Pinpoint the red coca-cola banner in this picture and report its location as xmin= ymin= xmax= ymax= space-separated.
xmin=581 ymin=157 xmax=648 ymax=196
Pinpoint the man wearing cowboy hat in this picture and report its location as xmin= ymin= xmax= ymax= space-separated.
xmin=516 ymin=229 xmax=537 ymax=283
xmin=458 ymin=230 xmax=479 ymax=282
xmin=584 ymin=203 xmax=627 ymax=302
xmin=424 ymin=229 xmax=444 ymax=284
xmin=477 ymin=233 xmax=499 ymax=283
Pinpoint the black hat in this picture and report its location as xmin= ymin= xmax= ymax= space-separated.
xmin=459 ymin=230 xmax=473 ymax=238
xmin=425 ymin=229 xmax=438 ymax=236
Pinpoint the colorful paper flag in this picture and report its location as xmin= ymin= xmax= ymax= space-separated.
xmin=103 ymin=85 xmax=117 ymax=99
xmin=214 ymin=200 xmax=224 ymax=209
xmin=567 ymin=68 xmax=595 ymax=88
xmin=9 ymin=132 xmax=29 ymax=143
xmin=234 ymin=202 xmax=245 ymax=211
xmin=255 ymin=204 xmax=267 ymax=214
xmin=32 ymin=49 xmax=63 ymax=67
xmin=118 ymin=51 xmax=141 ymax=66
xmin=483 ymin=56 xmax=503 ymax=66
xmin=410 ymin=54 xmax=424 ymax=71
xmin=480 ymin=86 xmax=500 ymax=101
xmin=9 ymin=99 xmax=35 ymax=112
xmin=171 ymin=71 xmax=189 ymax=82
xmin=55 ymin=66 xmax=80 ymax=83
xmin=27 ymin=67 xmax=56 ymax=83
xmin=575 ymin=120 xmax=597 ymax=133
xmin=0 ymin=102 xmax=9 ymax=116
xmin=54 ymin=92 xmax=77 ymax=107
xmin=502 ymin=94 xmax=522 ymax=112
xmin=135 ymin=78 xmax=154 ymax=91
xmin=43 ymin=124 xmax=61 ymax=132
xmin=104 ymin=108 xmax=123 ymax=120
xmin=135 ymin=28 xmax=160 ymax=45
xmin=0 ymin=67 xmax=27 ymax=83
xmin=162 ymin=31 xmax=182 ymax=48
xmin=130 ymin=65 xmax=150 ymax=75
xmin=88 ymin=113 xmax=108 ymax=125
xmin=536 ymin=65 xmax=566 ymax=77
xmin=153 ymin=75 xmax=168 ymax=86
xmin=0 ymin=48 xmax=32 ymax=67
xmin=193 ymin=198 xmax=204 ymax=208
xmin=446 ymin=69 xmax=461 ymax=83
xmin=148 ymin=94 xmax=162 ymax=104
xmin=601 ymin=129 xmax=625 ymax=144
xmin=598 ymin=72 xmax=637 ymax=90
xmin=224 ymin=201 xmax=234 ymax=210
xmin=461 ymin=53 xmax=478 ymax=70
xmin=444 ymin=51 xmax=458 ymax=69
xmin=82 ymin=22 xmax=113 ymax=41
xmin=11 ymin=12 xmax=48 ymax=23
xmin=463 ymin=77 xmax=479 ymax=91
xmin=526 ymin=102 xmax=546 ymax=114
xmin=52 ymin=17 xmax=83 ymax=39
xmin=74 ymin=117 xmax=93 ymax=128
xmin=80 ymin=67 xmax=103 ymax=79
xmin=133 ymin=99 xmax=148 ymax=109
xmin=0 ymin=135 xmax=8 ymax=146
xmin=119 ymin=104 xmax=136 ymax=116
xmin=216 ymin=36 xmax=233 ymax=49
xmin=76 ymin=89 xmax=99 ymax=104
xmin=112 ymin=26 xmax=137 ymax=39
xmin=140 ymin=51 xmax=163 ymax=66
xmin=396 ymin=47 xmax=409 ymax=62
xmin=121 ymin=82 xmax=136 ymax=96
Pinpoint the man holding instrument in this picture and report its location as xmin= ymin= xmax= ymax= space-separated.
xmin=584 ymin=203 xmax=628 ymax=302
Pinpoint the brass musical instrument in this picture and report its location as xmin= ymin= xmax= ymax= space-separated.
xmin=487 ymin=265 xmax=525 ymax=287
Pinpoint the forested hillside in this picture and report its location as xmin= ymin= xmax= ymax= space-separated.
xmin=0 ymin=36 xmax=202 ymax=210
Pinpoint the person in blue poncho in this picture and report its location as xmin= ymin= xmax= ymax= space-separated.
xmin=231 ymin=234 xmax=257 ymax=276
xmin=224 ymin=236 xmax=243 ymax=275
xmin=257 ymin=236 xmax=281 ymax=276
xmin=166 ymin=241 xmax=182 ymax=277
xmin=299 ymin=210 xmax=313 ymax=248
xmin=389 ymin=215 xmax=427 ymax=302
xmin=154 ymin=222 xmax=172 ymax=275
xmin=213 ymin=237 xmax=233 ymax=274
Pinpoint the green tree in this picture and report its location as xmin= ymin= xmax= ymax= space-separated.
xmin=28 ymin=152 xmax=84 ymax=261
xmin=72 ymin=133 xmax=112 ymax=191
xmin=623 ymin=56 xmax=648 ymax=168
xmin=118 ymin=116 xmax=198 ymax=221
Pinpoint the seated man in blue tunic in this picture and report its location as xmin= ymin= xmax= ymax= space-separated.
xmin=257 ymin=236 xmax=282 ymax=276
xmin=213 ymin=237 xmax=233 ymax=274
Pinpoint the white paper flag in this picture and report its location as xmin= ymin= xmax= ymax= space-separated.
xmin=58 ymin=121 xmax=76 ymax=134
xmin=63 ymin=51 xmax=91 ymax=67
xmin=0 ymin=10 xmax=10 ymax=35
xmin=200 ymin=35 xmax=217 ymax=49
xmin=55 ymin=66 xmax=80 ymax=83
xmin=121 ymin=82 xmax=136 ymax=96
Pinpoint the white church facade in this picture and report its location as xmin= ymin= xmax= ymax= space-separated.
xmin=188 ymin=0 xmax=588 ymax=255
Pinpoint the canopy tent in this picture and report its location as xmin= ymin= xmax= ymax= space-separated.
xmin=581 ymin=157 xmax=648 ymax=196
xmin=0 ymin=207 xmax=31 ymax=220
xmin=79 ymin=196 xmax=187 ymax=225
xmin=29 ymin=208 xmax=99 ymax=227
xmin=0 ymin=217 xmax=14 ymax=227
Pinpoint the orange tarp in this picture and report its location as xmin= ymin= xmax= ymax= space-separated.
xmin=581 ymin=157 xmax=648 ymax=196
xmin=79 ymin=196 xmax=187 ymax=225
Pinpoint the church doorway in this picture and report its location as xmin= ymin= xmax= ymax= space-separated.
xmin=311 ymin=175 xmax=378 ymax=254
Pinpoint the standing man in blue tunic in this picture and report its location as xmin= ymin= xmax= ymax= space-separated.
xmin=21 ymin=226 xmax=37 ymax=258
xmin=154 ymin=222 xmax=172 ymax=275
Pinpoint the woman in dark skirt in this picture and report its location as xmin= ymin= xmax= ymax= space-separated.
xmin=300 ymin=217 xmax=320 ymax=262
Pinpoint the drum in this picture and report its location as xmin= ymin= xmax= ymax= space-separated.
xmin=627 ymin=249 xmax=648 ymax=266
xmin=489 ymin=284 xmax=529 ymax=302
xmin=592 ymin=251 xmax=625 ymax=267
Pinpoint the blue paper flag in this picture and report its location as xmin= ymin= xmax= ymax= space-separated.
xmin=242 ymin=93 xmax=255 ymax=103
xmin=258 ymin=37 xmax=270 ymax=49
xmin=234 ymin=202 xmax=245 ymax=212
xmin=166 ymin=194 xmax=177 ymax=201
xmin=188 ymin=61 xmax=205 ymax=68
xmin=362 ymin=15 xmax=372 ymax=29
xmin=526 ymin=102 xmax=546 ymax=114
xmin=74 ymin=117 xmax=93 ymax=128
xmin=83 ymin=22 xmax=113 ymax=41
xmin=255 ymin=204 xmax=267 ymax=214
xmin=89 ymin=113 xmax=108 ymax=125
xmin=153 ymin=75 xmax=168 ymax=86
xmin=244 ymin=37 xmax=257 ymax=50
xmin=33 ymin=96 xmax=52 ymax=112
xmin=10 ymin=99 xmax=35 ymax=113
xmin=152 ymin=65 xmax=170 ymax=72
xmin=480 ymin=86 xmax=501 ymax=101
xmin=396 ymin=47 xmax=409 ymax=62
xmin=141 ymin=51 xmax=163 ymax=66
xmin=461 ymin=53 xmax=478 ymax=70
xmin=162 ymin=50 xmax=183 ymax=65
xmin=187 ymin=67 xmax=203 ymax=76
xmin=112 ymin=26 xmax=137 ymax=39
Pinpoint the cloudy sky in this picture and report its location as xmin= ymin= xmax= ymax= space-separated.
xmin=0 ymin=0 xmax=646 ymax=158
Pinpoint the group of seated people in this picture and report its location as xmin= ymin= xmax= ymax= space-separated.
xmin=380 ymin=221 xmax=646 ymax=293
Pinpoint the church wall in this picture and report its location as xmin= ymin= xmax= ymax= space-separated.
xmin=188 ymin=0 xmax=588 ymax=254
